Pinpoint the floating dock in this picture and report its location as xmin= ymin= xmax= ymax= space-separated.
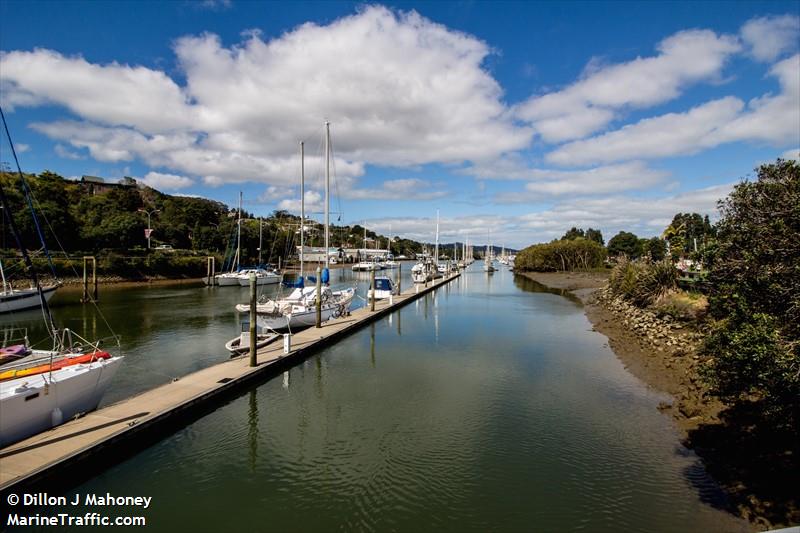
xmin=0 ymin=272 xmax=460 ymax=494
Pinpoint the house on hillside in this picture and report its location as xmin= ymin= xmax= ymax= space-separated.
xmin=79 ymin=175 xmax=138 ymax=195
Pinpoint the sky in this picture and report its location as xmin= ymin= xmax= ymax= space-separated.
xmin=0 ymin=0 xmax=798 ymax=249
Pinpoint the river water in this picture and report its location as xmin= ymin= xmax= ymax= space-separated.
xmin=3 ymin=264 xmax=748 ymax=532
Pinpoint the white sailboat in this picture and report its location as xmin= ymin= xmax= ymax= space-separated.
xmin=484 ymin=230 xmax=496 ymax=273
xmin=0 ymin=259 xmax=58 ymax=313
xmin=236 ymin=217 xmax=281 ymax=285
xmin=216 ymin=191 xmax=244 ymax=286
xmin=237 ymin=123 xmax=355 ymax=332
xmin=0 ymin=115 xmax=123 ymax=446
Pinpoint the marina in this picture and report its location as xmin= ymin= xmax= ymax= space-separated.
xmin=0 ymin=269 xmax=459 ymax=493
xmin=0 ymin=266 xmax=748 ymax=531
xmin=1 ymin=1 xmax=796 ymax=528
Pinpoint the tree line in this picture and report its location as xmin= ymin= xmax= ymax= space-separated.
xmin=0 ymin=171 xmax=427 ymax=268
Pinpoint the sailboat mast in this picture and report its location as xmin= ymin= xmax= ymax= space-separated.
xmin=324 ymin=121 xmax=330 ymax=269
xmin=258 ymin=218 xmax=262 ymax=265
xmin=435 ymin=210 xmax=439 ymax=265
xmin=0 ymin=108 xmax=57 ymax=337
xmin=235 ymin=191 xmax=242 ymax=272
xmin=0 ymin=181 xmax=57 ymax=335
xmin=300 ymin=141 xmax=304 ymax=277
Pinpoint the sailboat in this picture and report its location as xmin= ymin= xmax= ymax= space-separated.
xmin=215 ymin=192 xmax=244 ymax=286
xmin=236 ymin=219 xmax=281 ymax=286
xmin=352 ymin=223 xmax=380 ymax=271
xmin=0 ymin=259 xmax=58 ymax=313
xmin=235 ymin=124 xmax=355 ymax=332
xmin=483 ymin=230 xmax=496 ymax=273
xmin=0 ymin=109 xmax=123 ymax=446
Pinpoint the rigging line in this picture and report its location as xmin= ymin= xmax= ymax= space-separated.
xmin=0 ymin=106 xmax=58 ymax=339
xmin=327 ymin=128 xmax=344 ymax=224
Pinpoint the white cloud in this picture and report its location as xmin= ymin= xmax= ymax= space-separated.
xmin=15 ymin=143 xmax=30 ymax=153
xmin=277 ymin=190 xmax=323 ymax=214
xmin=515 ymin=29 xmax=741 ymax=142
xmin=258 ymin=185 xmax=295 ymax=202
xmin=344 ymin=178 xmax=448 ymax=200
xmin=54 ymin=143 xmax=84 ymax=160
xmin=547 ymin=54 xmax=800 ymax=166
xmin=4 ymin=6 xmax=531 ymax=189
xmin=367 ymin=182 xmax=732 ymax=248
xmin=467 ymin=158 xmax=668 ymax=198
xmin=741 ymin=14 xmax=800 ymax=62
xmin=783 ymin=148 xmax=800 ymax=160
xmin=1 ymin=49 xmax=192 ymax=133
xmin=141 ymin=171 xmax=194 ymax=190
xmin=546 ymin=97 xmax=744 ymax=165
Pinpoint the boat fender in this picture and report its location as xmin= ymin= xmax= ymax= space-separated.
xmin=51 ymin=407 xmax=63 ymax=427
xmin=321 ymin=268 xmax=330 ymax=284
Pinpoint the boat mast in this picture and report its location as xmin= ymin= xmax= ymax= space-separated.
xmin=300 ymin=141 xmax=305 ymax=277
xmin=435 ymin=210 xmax=439 ymax=265
xmin=258 ymin=217 xmax=263 ymax=265
xmin=235 ymin=191 xmax=242 ymax=272
xmin=0 ymin=107 xmax=58 ymax=338
xmin=324 ymin=121 xmax=330 ymax=269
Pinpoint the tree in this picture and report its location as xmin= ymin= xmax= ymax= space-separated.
xmin=585 ymin=228 xmax=604 ymax=246
xmin=662 ymin=212 xmax=714 ymax=259
xmin=561 ymin=227 xmax=585 ymax=240
xmin=703 ymin=159 xmax=799 ymax=429
xmin=643 ymin=237 xmax=666 ymax=261
xmin=607 ymin=231 xmax=643 ymax=258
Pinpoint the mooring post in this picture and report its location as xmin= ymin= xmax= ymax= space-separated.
xmin=207 ymin=256 xmax=216 ymax=286
xmin=81 ymin=256 xmax=88 ymax=303
xmin=92 ymin=256 xmax=98 ymax=301
xmin=397 ymin=263 xmax=401 ymax=294
xmin=315 ymin=266 xmax=322 ymax=328
xmin=370 ymin=268 xmax=376 ymax=312
xmin=249 ymin=272 xmax=257 ymax=367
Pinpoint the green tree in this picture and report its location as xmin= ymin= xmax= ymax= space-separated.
xmin=561 ymin=227 xmax=585 ymax=240
xmin=585 ymin=228 xmax=604 ymax=246
xmin=662 ymin=212 xmax=714 ymax=259
xmin=703 ymin=159 xmax=799 ymax=429
xmin=607 ymin=231 xmax=643 ymax=258
xmin=643 ymin=237 xmax=667 ymax=261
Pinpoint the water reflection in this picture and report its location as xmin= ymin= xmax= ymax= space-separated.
xmin=247 ymin=390 xmax=258 ymax=471
xmin=12 ymin=264 xmax=749 ymax=532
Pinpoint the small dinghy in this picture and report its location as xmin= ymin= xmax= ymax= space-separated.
xmin=224 ymin=320 xmax=280 ymax=355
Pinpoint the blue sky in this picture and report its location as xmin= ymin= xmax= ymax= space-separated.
xmin=1 ymin=0 xmax=798 ymax=248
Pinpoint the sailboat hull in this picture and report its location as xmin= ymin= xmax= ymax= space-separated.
xmin=215 ymin=274 xmax=241 ymax=286
xmin=0 ymin=285 xmax=58 ymax=314
xmin=0 ymin=356 xmax=123 ymax=447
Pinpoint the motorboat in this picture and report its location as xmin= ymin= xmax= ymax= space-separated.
xmin=367 ymin=277 xmax=399 ymax=300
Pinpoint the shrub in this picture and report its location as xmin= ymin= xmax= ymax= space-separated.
xmin=514 ymin=238 xmax=606 ymax=272
xmin=608 ymin=257 xmax=678 ymax=307
xmin=702 ymin=159 xmax=799 ymax=429
xmin=652 ymin=291 xmax=708 ymax=322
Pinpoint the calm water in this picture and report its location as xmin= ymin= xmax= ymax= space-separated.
xmin=5 ymin=264 xmax=748 ymax=532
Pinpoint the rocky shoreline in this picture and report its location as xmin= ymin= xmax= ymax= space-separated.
xmin=518 ymin=271 xmax=720 ymax=434
xmin=517 ymin=270 xmax=798 ymax=530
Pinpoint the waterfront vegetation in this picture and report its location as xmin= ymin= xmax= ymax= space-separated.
xmin=517 ymin=159 xmax=799 ymax=525
xmin=514 ymin=237 xmax=606 ymax=271
xmin=0 ymin=170 xmax=427 ymax=281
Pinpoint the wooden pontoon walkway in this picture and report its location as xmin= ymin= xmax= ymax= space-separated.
xmin=0 ymin=272 xmax=460 ymax=493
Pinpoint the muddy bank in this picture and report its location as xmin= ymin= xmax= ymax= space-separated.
xmin=518 ymin=270 xmax=798 ymax=530
xmin=519 ymin=270 xmax=721 ymax=431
